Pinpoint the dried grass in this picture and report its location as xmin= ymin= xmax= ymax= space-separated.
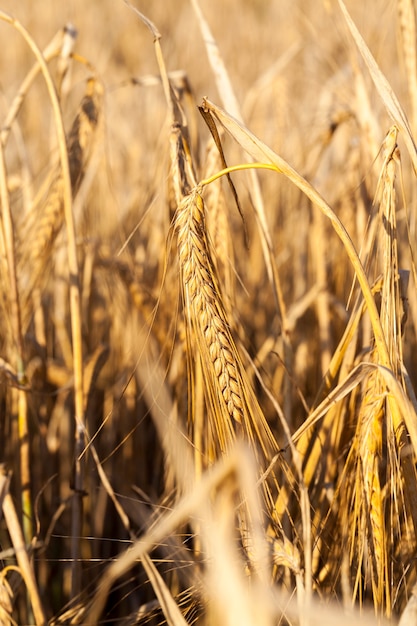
xmin=0 ymin=2 xmax=417 ymax=625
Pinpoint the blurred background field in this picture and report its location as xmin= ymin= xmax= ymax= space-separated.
xmin=0 ymin=1 xmax=416 ymax=624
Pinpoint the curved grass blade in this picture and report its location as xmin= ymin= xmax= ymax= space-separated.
xmin=337 ymin=0 xmax=417 ymax=175
xmin=201 ymin=97 xmax=391 ymax=370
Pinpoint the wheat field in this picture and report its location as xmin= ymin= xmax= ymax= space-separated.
xmin=0 ymin=0 xmax=417 ymax=624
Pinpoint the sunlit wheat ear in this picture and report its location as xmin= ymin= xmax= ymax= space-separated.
xmin=356 ymin=367 xmax=386 ymax=609
xmin=41 ymin=77 xmax=101 ymax=242
xmin=176 ymin=189 xmax=244 ymax=448
xmin=67 ymin=77 xmax=103 ymax=194
xmin=349 ymin=127 xmax=412 ymax=615
xmin=19 ymin=77 xmax=102 ymax=309
xmin=175 ymin=188 xmax=279 ymax=469
xmin=377 ymin=128 xmax=404 ymax=365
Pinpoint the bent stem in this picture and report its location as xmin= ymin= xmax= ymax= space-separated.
xmin=0 ymin=10 xmax=86 ymax=600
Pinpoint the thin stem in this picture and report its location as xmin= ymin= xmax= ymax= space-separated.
xmin=0 ymin=10 xmax=86 ymax=600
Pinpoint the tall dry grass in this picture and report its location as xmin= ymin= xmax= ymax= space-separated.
xmin=0 ymin=0 xmax=417 ymax=624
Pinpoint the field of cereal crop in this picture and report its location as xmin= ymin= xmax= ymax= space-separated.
xmin=0 ymin=1 xmax=416 ymax=624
